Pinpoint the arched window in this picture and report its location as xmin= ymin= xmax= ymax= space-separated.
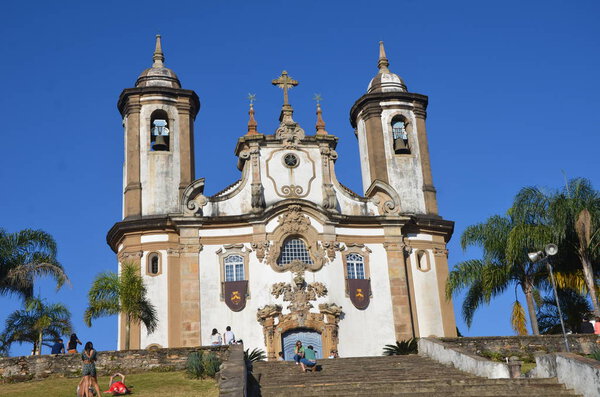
xmin=416 ymin=250 xmax=430 ymax=272
xmin=277 ymin=238 xmax=313 ymax=266
xmin=346 ymin=253 xmax=365 ymax=279
xmin=391 ymin=117 xmax=410 ymax=154
xmin=150 ymin=109 xmax=170 ymax=151
xmin=224 ymin=254 xmax=245 ymax=282
xmin=147 ymin=252 xmax=160 ymax=276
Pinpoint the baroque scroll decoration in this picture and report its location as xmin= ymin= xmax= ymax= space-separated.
xmin=256 ymin=271 xmax=343 ymax=360
xmin=181 ymin=178 xmax=208 ymax=216
xmin=265 ymin=205 xmax=327 ymax=272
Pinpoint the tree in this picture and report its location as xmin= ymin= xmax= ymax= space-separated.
xmin=0 ymin=297 xmax=72 ymax=355
xmin=537 ymin=288 xmax=592 ymax=334
xmin=446 ymin=210 xmax=553 ymax=335
xmin=84 ymin=261 xmax=157 ymax=350
xmin=513 ymin=178 xmax=600 ymax=315
xmin=0 ymin=228 xmax=69 ymax=301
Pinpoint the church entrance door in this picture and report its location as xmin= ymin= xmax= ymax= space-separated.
xmin=282 ymin=328 xmax=322 ymax=360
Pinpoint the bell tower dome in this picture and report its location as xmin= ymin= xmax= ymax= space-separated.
xmin=117 ymin=35 xmax=200 ymax=219
xmin=350 ymin=42 xmax=438 ymax=215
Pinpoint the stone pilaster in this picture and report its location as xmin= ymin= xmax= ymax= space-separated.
xmin=179 ymin=227 xmax=202 ymax=346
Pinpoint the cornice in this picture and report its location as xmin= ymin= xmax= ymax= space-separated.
xmin=349 ymin=91 xmax=428 ymax=128
xmin=117 ymin=86 xmax=200 ymax=118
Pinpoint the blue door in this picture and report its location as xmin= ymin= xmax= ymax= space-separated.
xmin=282 ymin=328 xmax=322 ymax=360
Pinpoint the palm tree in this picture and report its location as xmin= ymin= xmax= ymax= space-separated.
xmin=84 ymin=261 xmax=157 ymax=350
xmin=446 ymin=211 xmax=553 ymax=335
xmin=0 ymin=228 xmax=69 ymax=301
xmin=513 ymin=178 xmax=600 ymax=315
xmin=537 ymin=288 xmax=592 ymax=334
xmin=0 ymin=296 xmax=72 ymax=355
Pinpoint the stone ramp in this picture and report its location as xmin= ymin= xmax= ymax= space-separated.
xmin=249 ymin=355 xmax=580 ymax=396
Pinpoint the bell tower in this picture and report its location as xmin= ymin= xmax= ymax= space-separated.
xmin=117 ymin=35 xmax=200 ymax=219
xmin=350 ymin=42 xmax=438 ymax=215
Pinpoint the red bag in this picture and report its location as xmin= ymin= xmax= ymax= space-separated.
xmin=104 ymin=381 xmax=130 ymax=395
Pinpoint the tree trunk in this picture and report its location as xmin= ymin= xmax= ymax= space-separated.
xmin=125 ymin=314 xmax=131 ymax=351
xmin=581 ymin=255 xmax=600 ymax=316
xmin=37 ymin=330 xmax=43 ymax=355
xmin=523 ymin=284 xmax=540 ymax=335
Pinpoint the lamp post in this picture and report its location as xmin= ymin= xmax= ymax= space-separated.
xmin=528 ymin=244 xmax=570 ymax=352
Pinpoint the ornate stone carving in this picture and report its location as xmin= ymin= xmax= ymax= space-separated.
xmin=119 ymin=250 xmax=143 ymax=261
xmin=181 ymin=179 xmax=208 ymax=216
xmin=371 ymin=191 xmax=400 ymax=216
xmin=322 ymin=241 xmax=342 ymax=261
xmin=251 ymin=240 xmax=270 ymax=262
xmin=276 ymin=122 xmax=305 ymax=149
xmin=322 ymin=183 xmax=338 ymax=211
xmin=251 ymin=183 xmax=265 ymax=212
xmin=278 ymin=205 xmax=310 ymax=234
xmin=319 ymin=303 xmax=343 ymax=322
xmin=433 ymin=247 xmax=449 ymax=257
xmin=256 ymin=304 xmax=282 ymax=325
xmin=271 ymin=272 xmax=327 ymax=315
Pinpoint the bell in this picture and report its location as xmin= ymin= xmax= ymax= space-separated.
xmin=153 ymin=134 xmax=168 ymax=151
xmin=393 ymin=138 xmax=409 ymax=154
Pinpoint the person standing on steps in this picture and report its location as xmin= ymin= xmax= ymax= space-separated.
xmin=224 ymin=326 xmax=236 ymax=345
xmin=594 ymin=317 xmax=600 ymax=335
xmin=210 ymin=328 xmax=222 ymax=345
xmin=300 ymin=345 xmax=317 ymax=372
xmin=293 ymin=340 xmax=305 ymax=365
xmin=51 ymin=338 xmax=65 ymax=354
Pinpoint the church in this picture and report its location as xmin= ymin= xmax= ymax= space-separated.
xmin=106 ymin=36 xmax=457 ymax=359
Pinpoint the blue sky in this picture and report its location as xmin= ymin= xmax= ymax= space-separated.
xmin=1 ymin=0 xmax=598 ymax=356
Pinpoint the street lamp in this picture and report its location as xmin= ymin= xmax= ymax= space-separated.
xmin=528 ymin=244 xmax=570 ymax=352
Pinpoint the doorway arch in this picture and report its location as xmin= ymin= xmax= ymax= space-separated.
xmin=282 ymin=328 xmax=322 ymax=360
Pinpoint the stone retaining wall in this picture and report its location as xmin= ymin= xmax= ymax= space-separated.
xmin=0 ymin=345 xmax=230 ymax=383
xmin=440 ymin=334 xmax=599 ymax=357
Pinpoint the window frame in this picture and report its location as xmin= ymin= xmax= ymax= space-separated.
xmin=217 ymin=244 xmax=250 ymax=300
xmin=276 ymin=237 xmax=314 ymax=267
xmin=341 ymin=244 xmax=372 ymax=296
xmin=146 ymin=251 xmax=163 ymax=277
xmin=389 ymin=114 xmax=413 ymax=156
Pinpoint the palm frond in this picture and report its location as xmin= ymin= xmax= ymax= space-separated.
xmin=511 ymin=300 xmax=528 ymax=335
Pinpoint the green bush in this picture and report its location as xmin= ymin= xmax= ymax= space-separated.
xmin=186 ymin=351 xmax=205 ymax=379
xmin=383 ymin=338 xmax=418 ymax=356
xmin=589 ymin=348 xmax=600 ymax=361
xmin=202 ymin=351 xmax=222 ymax=378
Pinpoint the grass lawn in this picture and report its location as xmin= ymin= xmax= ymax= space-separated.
xmin=0 ymin=370 xmax=218 ymax=397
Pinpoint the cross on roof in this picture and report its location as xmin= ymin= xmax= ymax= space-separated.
xmin=272 ymin=71 xmax=298 ymax=106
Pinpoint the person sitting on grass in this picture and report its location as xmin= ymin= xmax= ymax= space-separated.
xmin=300 ymin=345 xmax=317 ymax=372
xmin=104 ymin=372 xmax=132 ymax=395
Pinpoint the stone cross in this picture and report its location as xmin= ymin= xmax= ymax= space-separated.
xmin=272 ymin=71 xmax=298 ymax=105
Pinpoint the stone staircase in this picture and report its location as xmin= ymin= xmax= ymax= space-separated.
xmin=248 ymin=355 xmax=580 ymax=396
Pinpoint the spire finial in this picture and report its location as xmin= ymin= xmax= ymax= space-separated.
xmin=272 ymin=70 xmax=299 ymax=122
xmin=377 ymin=41 xmax=390 ymax=73
xmin=246 ymin=93 xmax=259 ymax=135
xmin=153 ymin=34 xmax=165 ymax=67
xmin=314 ymin=94 xmax=327 ymax=135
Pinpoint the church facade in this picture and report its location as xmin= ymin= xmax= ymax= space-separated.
xmin=107 ymin=36 xmax=457 ymax=359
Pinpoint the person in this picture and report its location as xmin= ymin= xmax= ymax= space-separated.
xmin=51 ymin=338 xmax=65 ymax=354
xmin=224 ymin=326 xmax=236 ymax=345
xmin=328 ymin=349 xmax=339 ymax=359
xmin=68 ymin=333 xmax=82 ymax=353
xmin=210 ymin=328 xmax=222 ymax=345
xmin=277 ymin=351 xmax=284 ymax=361
xmin=595 ymin=317 xmax=600 ymax=335
xmin=300 ymin=345 xmax=317 ymax=372
xmin=104 ymin=372 xmax=131 ymax=395
xmin=579 ymin=317 xmax=595 ymax=334
xmin=78 ymin=341 xmax=101 ymax=397
xmin=293 ymin=340 xmax=304 ymax=365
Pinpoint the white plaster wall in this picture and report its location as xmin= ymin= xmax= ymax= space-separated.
xmin=139 ymin=102 xmax=181 ymax=216
xmin=261 ymin=146 xmax=323 ymax=207
xmin=141 ymin=234 xmax=169 ymax=243
xmin=380 ymin=105 xmax=426 ymax=214
xmin=199 ymin=226 xmax=253 ymax=237
xmin=355 ymin=118 xmax=371 ymax=195
xmin=198 ymin=240 xmax=396 ymax=358
xmin=140 ymin=250 xmax=169 ymax=348
xmin=410 ymin=249 xmax=444 ymax=337
xmin=336 ymin=227 xmax=384 ymax=236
